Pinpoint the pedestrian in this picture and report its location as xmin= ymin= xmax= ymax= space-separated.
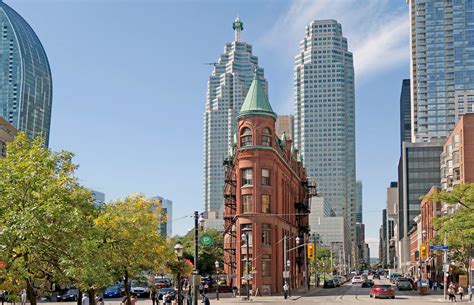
xmin=468 ymin=285 xmax=472 ymax=302
xmin=20 ymin=289 xmax=27 ymax=305
xmin=82 ymin=293 xmax=90 ymax=305
xmin=150 ymin=288 xmax=157 ymax=305
xmin=204 ymin=283 xmax=209 ymax=295
xmin=458 ymin=286 xmax=464 ymax=301
xmin=130 ymin=294 xmax=137 ymax=305
xmin=97 ymin=298 xmax=104 ymax=305
xmin=201 ymin=294 xmax=210 ymax=305
xmin=448 ymin=287 xmax=456 ymax=302
xmin=198 ymin=284 xmax=203 ymax=296
xmin=283 ymin=282 xmax=289 ymax=299
xmin=434 ymin=281 xmax=438 ymax=291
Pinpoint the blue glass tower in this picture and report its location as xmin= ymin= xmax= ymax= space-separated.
xmin=0 ymin=1 xmax=52 ymax=146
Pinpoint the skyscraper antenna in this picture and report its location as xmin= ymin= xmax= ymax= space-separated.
xmin=233 ymin=16 xmax=243 ymax=42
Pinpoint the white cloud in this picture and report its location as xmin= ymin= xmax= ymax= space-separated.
xmin=260 ymin=0 xmax=409 ymax=81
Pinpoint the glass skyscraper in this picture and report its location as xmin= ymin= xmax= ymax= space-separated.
xmin=0 ymin=1 xmax=52 ymax=146
xmin=203 ymin=17 xmax=267 ymax=223
xmin=294 ymin=20 xmax=356 ymax=252
xmin=408 ymin=0 xmax=474 ymax=142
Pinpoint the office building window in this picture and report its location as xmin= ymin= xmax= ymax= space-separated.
xmin=262 ymin=128 xmax=271 ymax=146
xmin=262 ymin=224 xmax=271 ymax=245
xmin=242 ymin=194 xmax=253 ymax=213
xmin=242 ymin=168 xmax=253 ymax=186
xmin=262 ymin=254 xmax=271 ymax=277
xmin=262 ymin=168 xmax=270 ymax=186
xmin=262 ymin=195 xmax=270 ymax=213
xmin=240 ymin=127 xmax=252 ymax=146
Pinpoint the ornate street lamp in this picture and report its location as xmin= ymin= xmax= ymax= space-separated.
xmin=241 ymin=232 xmax=250 ymax=300
xmin=214 ymin=261 xmax=220 ymax=300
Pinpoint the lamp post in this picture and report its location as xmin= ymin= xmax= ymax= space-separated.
xmin=241 ymin=232 xmax=250 ymax=300
xmin=214 ymin=261 xmax=219 ymax=301
xmin=192 ymin=212 xmax=205 ymax=305
xmin=174 ymin=242 xmax=184 ymax=305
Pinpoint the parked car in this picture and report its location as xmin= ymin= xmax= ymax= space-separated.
xmin=361 ymin=279 xmax=375 ymax=288
xmin=157 ymin=288 xmax=176 ymax=301
xmin=154 ymin=278 xmax=172 ymax=289
xmin=369 ymin=284 xmax=395 ymax=299
xmin=323 ymin=280 xmax=336 ymax=288
xmin=333 ymin=278 xmax=341 ymax=287
xmin=130 ymin=281 xmax=150 ymax=298
xmin=103 ymin=286 xmax=122 ymax=298
xmin=351 ymin=276 xmax=364 ymax=284
xmin=397 ymin=279 xmax=413 ymax=291
xmin=56 ymin=289 xmax=78 ymax=302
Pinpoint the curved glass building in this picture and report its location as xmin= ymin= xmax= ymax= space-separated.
xmin=0 ymin=1 xmax=52 ymax=146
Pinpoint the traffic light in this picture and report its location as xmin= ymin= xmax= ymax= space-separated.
xmin=420 ymin=244 xmax=429 ymax=260
xmin=307 ymin=243 xmax=315 ymax=260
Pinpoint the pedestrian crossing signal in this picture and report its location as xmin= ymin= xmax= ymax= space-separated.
xmin=307 ymin=243 xmax=315 ymax=260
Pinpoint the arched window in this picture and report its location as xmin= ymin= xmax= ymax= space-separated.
xmin=262 ymin=128 xmax=271 ymax=146
xmin=240 ymin=127 xmax=252 ymax=146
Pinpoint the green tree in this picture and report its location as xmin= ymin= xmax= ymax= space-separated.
xmin=0 ymin=133 xmax=96 ymax=305
xmin=431 ymin=183 xmax=474 ymax=271
xmin=95 ymin=194 xmax=167 ymax=305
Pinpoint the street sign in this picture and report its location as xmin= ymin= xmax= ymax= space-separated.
xmin=283 ymin=271 xmax=290 ymax=278
xmin=200 ymin=234 xmax=213 ymax=246
xmin=429 ymin=245 xmax=448 ymax=251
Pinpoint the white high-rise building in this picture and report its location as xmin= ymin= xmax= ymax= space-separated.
xmin=203 ymin=17 xmax=267 ymax=227
xmin=294 ymin=20 xmax=356 ymax=263
xmin=408 ymin=0 xmax=474 ymax=142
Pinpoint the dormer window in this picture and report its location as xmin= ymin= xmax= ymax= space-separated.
xmin=262 ymin=128 xmax=271 ymax=146
xmin=240 ymin=127 xmax=252 ymax=146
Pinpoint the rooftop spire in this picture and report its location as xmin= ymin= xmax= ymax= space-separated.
xmin=233 ymin=15 xmax=243 ymax=42
xmin=238 ymin=68 xmax=276 ymax=120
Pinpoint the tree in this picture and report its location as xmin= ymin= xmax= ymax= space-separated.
xmin=431 ymin=183 xmax=474 ymax=272
xmin=95 ymin=194 xmax=167 ymax=305
xmin=0 ymin=133 xmax=96 ymax=305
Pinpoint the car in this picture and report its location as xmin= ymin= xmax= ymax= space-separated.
xmin=369 ymin=284 xmax=395 ymax=299
xmin=130 ymin=281 xmax=150 ymax=298
xmin=351 ymin=276 xmax=364 ymax=284
xmin=373 ymin=274 xmax=380 ymax=280
xmin=56 ymin=289 xmax=78 ymax=302
xmin=323 ymin=280 xmax=336 ymax=288
xmin=157 ymin=288 xmax=176 ymax=301
xmin=154 ymin=278 xmax=171 ymax=289
xmin=103 ymin=286 xmax=122 ymax=298
xmin=361 ymin=279 xmax=375 ymax=288
xmin=397 ymin=279 xmax=413 ymax=291
xmin=333 ymin=278 xmax=341 ymax=287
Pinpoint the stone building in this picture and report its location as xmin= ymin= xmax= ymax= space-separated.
xmin=223 ymin=72 xmax=314 ymax=295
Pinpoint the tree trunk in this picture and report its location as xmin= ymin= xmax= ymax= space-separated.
xmin=77 ymin=289 xmax=82 ymax=305
xmin=25 ymin=278 xmax=36 ymax=305
xmin=88 ymin=289 xmax=95 ymax=305
xmin=124 ymin=270 xmax=131 ymax=305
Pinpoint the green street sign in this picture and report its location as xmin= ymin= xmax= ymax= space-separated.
xmin=200 ymin=234 xmax=213 ymax=246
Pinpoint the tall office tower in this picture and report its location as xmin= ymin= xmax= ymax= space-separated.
xmin=408 ymin=0 xmax=474 ymax=142
xmin=0 ymin=1 xmax=52 ymax=146
xmin=386 ymin=182 xmax=398 ymax=269
xmin=275 ymin=115 xmax=294 ymax=139
xmin=294 ymin=19 xmax=356 ymax=257
xmin=153 ymin=195 xmax=173 ymax=237
xmin=400 ymin=79 xmax=411 ymax=144
xmin=355 ymin=180 xmax=362 ymax=223
xmin=203 ymin=17 xmax=267 ymax=226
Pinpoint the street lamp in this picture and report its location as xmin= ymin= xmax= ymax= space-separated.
xmin=214 ymin=261 xmax=219 ymax=300
xmin=192 ymin=212 xmax=203 ymax=305
xmin=241 ymin=232 xmax=250 ymax=300
xmin=174 ymin=242 xmax=184 ymax=305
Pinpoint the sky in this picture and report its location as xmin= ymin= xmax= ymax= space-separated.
xmin=6 ymin=0 xmax=410 ymax=258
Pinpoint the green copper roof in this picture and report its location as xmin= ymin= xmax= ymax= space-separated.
xmin=238 ymin=71 xmax=276 ymax=119
xmin=280 ymin=132 xmax=287 ymax=146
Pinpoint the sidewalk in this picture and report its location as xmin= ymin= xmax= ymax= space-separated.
xmin=205 ymin=287 xmax=321 ymax=303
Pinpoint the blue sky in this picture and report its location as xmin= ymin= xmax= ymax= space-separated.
xmin=8 ymin=0 xmax=410 ymax=257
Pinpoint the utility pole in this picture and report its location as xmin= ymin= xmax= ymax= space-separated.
xmin=444 ymin=232 xmax=447 ymax=300
xmin=193 ymin=211 xmax=199 ymax=305
xmin=303 ymin=233 xmax=308 ymax=290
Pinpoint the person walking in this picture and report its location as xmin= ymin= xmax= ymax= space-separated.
xmin=459 ymin=286 xmax=465 ymax=301
xmin=97 ymin=298 xmax=104 ymax=305
xmin=467 ymin=285 xmax=472 ymax=303
xmin=150 ymin=288 xmax=157 ymax=305
xmin=82 ymin=294 xmax=90 ymax=305
xmin=200 ymin=294 xmax=210 ymax=305
xmin=283 ymin=282 xmax=289 ymax=300
xmin=130 ymin=295 xmax=137 ymax=305
xmin=448 ymin=286 xmax=456 ymax=302
xmin=20 ymin=289 xmax=27 ymax=305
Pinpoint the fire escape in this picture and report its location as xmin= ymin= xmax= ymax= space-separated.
xmin=223 ymin=157 xmax=237 ymax=286
xmin=294 ymin=179 xmax=317 ymax=267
